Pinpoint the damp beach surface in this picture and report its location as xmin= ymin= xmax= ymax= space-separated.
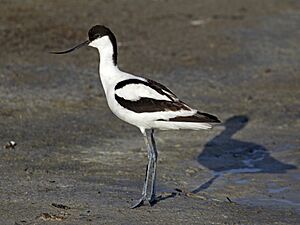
xmin=0 ymin=0 xmax=299 ymax=224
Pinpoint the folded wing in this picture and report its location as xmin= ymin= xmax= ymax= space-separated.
xmin=114 ymin=78 xmax=220 ymax=125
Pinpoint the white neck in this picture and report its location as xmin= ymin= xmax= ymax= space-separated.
xmin=99 ymin=48 xmax=119 ymax=94
xmin=89 ymin=36 xmax=121 ymax=95
xmin=98 ymin=45 xmax=117 ymax=72
xmin=96 ymin=39 xmax=119 ymax=95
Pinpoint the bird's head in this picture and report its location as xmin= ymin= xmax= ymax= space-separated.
xmin=50 ymin=25 xmax=118 ymax=64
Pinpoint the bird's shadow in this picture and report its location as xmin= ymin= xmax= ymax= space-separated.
xmin=192 ymin=115 xmax=297 ymax=193
xmin=151 ymin=115 xmax=296 ymax=206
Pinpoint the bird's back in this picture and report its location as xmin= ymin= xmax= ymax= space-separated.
xmin=101 ymin=69 xmax=220 ymax=131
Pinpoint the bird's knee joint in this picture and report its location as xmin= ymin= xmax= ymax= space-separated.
xmin=151 ymin=154 xmax=158 ymax=162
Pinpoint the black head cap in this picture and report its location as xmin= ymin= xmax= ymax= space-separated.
xmin=88 ymin=25 xmax=112 ymax=41
xmin=88 ymin=25 xmax=118 ymax=65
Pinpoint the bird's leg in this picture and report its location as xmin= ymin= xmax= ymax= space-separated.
xmin=148 ymin=129 xmax=158 ymax=204
xmin=131 ymin=129 xmax=153 ymax=209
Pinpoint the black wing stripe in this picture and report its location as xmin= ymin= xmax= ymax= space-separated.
xmin=115 ymin=94 xmax=189 ymax=113
xmin=158 ymin=112 xmax=221 ymax=123
xmin=115 ymin=79 xmax=146 ymax=90
xmin=197 ymin=112 xmax=221 ymax=122
xmin=115 ymin=78 xmax=176 ymax=101
xmin=146 ymin=79 xmax=177 ymax=100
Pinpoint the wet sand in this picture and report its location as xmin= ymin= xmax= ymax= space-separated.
xmin=0 ymin=0 xmax=299 ymax=224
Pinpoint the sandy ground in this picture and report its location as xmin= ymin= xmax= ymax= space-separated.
xmin=0 ymin=0 xmax=300 ymax=224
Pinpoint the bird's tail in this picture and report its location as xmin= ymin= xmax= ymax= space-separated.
xmin=154 ymin=111 xmax=220 ymax=130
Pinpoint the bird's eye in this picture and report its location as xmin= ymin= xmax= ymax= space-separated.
xmin=94 ymin=34 xmax=100 ymax=39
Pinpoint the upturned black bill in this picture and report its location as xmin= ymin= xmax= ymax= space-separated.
xmin=50 ymin=40 xmax=90 ymax=54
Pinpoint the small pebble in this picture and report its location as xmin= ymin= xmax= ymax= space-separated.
xmin=4 ymin=141 xmax=17 ymax=149
xmin=190 ymin=19 xmax=210 ymax=26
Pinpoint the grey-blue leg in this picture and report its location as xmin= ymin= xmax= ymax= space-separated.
xmin=149 ymin=130 xmax=158 ymax=203
xmin=131 ymin=129 xmax=154 ymax=208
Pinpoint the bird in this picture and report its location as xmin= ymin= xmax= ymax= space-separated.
xmin=51 ymin=25 xmax=221 ymax=208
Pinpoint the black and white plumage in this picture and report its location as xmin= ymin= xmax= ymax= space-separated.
xmin=51 ymin=25 xmax=220 ymax=208
xmin=113 ymin=77 xmax=219 ymax=130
